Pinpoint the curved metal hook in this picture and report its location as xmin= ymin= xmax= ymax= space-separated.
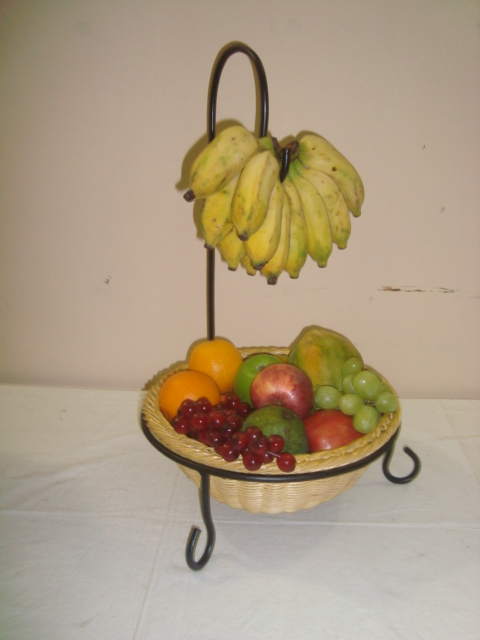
xmin=185 ymin=471 xmax=216 ymax=570
xmin=207 ymin=42 xmax=269 ymax=142
xmin=280 ymin=146 xmax=291 ymax=183
xmin=383 ymin=445 xmax=421 ymax=484
xmin=205 ymin=42 xmax=270 ymax=340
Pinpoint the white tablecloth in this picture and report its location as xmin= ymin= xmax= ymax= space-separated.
xmin=0 ymin=384 xmax=479 ymax=640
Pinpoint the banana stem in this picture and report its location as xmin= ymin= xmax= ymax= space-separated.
xmin=284 ymin=139 xmax=300 ymax=159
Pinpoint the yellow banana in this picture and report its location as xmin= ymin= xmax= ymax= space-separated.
xmin=217 ymin=226 xmax=246 ymax=271
xmin=298 ymin=133 xmax=364 ymax=217
xmin=289 ymin=162 xmax=332 ymax=268
xmin=231 ymin=149 xmax=280 ymax=240
xmin=200 ymin=172 xmax=239 ymax=249
xmin=283 ymin=175 xmax=309 ymax=278
xmin=261 ymin=185 xmax=291 ymax=285
xmin=185 ymin=125 xmax=259 ymax=201
xmin=293 ymin=160 xmax=351 ymax=249
xmin=240 ymin=253 xmax=257 ymax=276
xmin=244 ymin=179 xmax=284 ymax=270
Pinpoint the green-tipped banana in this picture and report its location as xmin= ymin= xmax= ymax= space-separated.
xmin=293 ymin=160 xmax=351 ymax=249
xmin=185 ymin=125 xmax=259 ymax=202
xmin=298 ymin=133 xmax=364 ymax=217
xmin=200 ymin=172 xmax=239 ymax=249
xmin=261 ymin=184 xmax=291 ymax=285
xmin=289 ymin=162 xmax=332 ymax=268
xmin=283 ymin=175 xmax=309 ymax=278
xmin=244 ymin=179 xmax=284 ymax=270
xmin=240 ymin=253 xmax=257 ymax=276
xmin=231 ymin=149 xmax=280 ymax=240
xmin=217 ymin=226 xmax=246 ymax=271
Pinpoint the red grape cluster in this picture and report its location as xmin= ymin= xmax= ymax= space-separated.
xmin=170 ymin=393 xmax=297 ymax=473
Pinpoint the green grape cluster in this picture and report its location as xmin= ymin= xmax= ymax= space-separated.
xmin=312 ymin=358 xmax=400 ymax=435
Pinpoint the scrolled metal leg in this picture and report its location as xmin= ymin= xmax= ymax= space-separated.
xmin=185 ymin=471 xmax=216 ymax=570
xmin=382 ymin=443 xmax=421 ymax=484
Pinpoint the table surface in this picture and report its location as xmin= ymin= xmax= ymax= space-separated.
xmin=0 ymin=384 xmax=479 ymax=640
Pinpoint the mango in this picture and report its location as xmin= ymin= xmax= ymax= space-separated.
xmin=288 ymin=325 xmax=363 ymax=391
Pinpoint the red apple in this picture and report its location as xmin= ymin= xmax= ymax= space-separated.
xmin=250 ymin=363 xmax=314 ymax=419
xmin=304 ymin=409 xmax=362 ymax=452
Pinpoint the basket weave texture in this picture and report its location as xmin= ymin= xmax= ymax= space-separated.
xmin=142 ymin=347 xmax=401 ymax=514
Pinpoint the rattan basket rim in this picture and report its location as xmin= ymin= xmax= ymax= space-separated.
xmin=142 ymin=346 xmax=401 ymax=476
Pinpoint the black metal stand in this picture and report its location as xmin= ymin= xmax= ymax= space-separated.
xmin=142 ymin=416 xmax=421 ymax=570
xmin=146 ymin=42 xmax=422 ymax=570
xmin=205 ymin=42 xmax=270 ymax=340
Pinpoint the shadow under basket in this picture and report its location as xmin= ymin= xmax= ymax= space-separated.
xmin=142 ymin=347 xmax=402 ymax=515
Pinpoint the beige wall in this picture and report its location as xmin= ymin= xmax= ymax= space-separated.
xmin=0 ymin=0 xmax=479 ymax=398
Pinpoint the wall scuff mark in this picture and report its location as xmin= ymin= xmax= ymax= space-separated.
xmin=379 ymin=286 xmax=457 ymax=294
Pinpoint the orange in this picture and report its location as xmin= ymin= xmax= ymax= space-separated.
xmin=187 ymin=338 xmax=243 ymax=393
xmin=158 ymin=370 xmax=221 ymax=421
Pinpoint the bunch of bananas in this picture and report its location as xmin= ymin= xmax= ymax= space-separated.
xmin=183 ymin=124 xmax=364 ymax=284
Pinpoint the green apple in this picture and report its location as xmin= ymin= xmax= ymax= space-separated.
xmin=233 ymin=353 xmax=283 ymax=405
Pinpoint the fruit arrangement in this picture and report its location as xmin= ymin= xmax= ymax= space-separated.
xmin=157 ymin=326 xmax=400 ymax=474
xmin=142 ymin=44 xmax=420 ymax=530
xmin=183 ymin=126 xmax=364 ymax=283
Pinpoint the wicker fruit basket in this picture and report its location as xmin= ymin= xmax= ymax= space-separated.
xmin=142 ymin=346 xmax=401 ymax=515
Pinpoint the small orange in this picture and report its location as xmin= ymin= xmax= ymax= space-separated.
xmin=158 ymin=370 xmax=221 ymax=421
xmin=187 ymin=338 xmax=243 ymax=393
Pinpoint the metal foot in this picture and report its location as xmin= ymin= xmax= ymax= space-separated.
xmin=185 ymin=471 xmax=216 ymax=570
xmin=382 ymin=443 xmax=421 ymax=484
